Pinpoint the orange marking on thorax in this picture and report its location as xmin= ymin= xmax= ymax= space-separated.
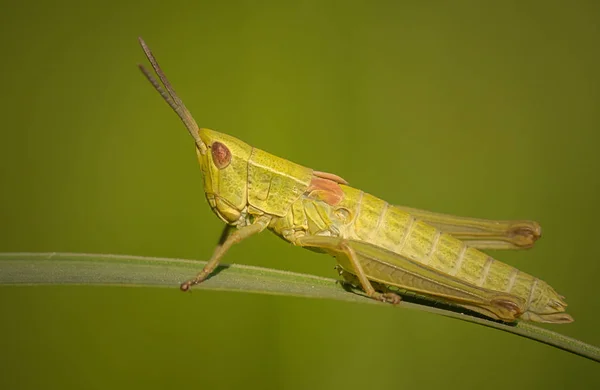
xmin=313 ymin=170 xmax=348 ymax=185
xmin=306 ymin=175 xmax=345 ymax=206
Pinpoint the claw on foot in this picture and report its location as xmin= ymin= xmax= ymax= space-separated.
xmin=180 ymin=277 xmax=203 ymax=292
xmin=373 ymin=292 xmax=402 ymax=305
xmin=180 ymin=273 xmax=210 ymax=292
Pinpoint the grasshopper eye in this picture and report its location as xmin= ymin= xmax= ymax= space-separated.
xmin=211 ymin=142 xmax=231 ymax=169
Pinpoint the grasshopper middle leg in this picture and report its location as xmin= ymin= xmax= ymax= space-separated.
xmin=297 ymin=235 xmax=401 ymax=304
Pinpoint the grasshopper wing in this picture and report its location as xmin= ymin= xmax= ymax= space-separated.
xmin=395 ymin=205 xmax=541 ymax=250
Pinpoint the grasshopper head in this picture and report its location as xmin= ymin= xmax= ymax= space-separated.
xmin=138 ymin=37 xmax=251 ymax=225
xmin=194 ymin=128 xmax=252 ymax=224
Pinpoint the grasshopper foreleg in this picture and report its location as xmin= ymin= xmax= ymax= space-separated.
xmin=180 ymin=218 xmax=269 ymax=291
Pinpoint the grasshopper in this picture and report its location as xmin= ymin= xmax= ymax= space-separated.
xmin=138 ymin=38 xmax=572 ymax=324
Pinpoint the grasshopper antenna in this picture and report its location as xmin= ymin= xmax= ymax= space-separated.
xmin=137 ymin=37 xmax=206 ymax=152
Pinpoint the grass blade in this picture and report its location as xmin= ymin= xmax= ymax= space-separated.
xmin=0 ymin=252 xmax=598 ymax=362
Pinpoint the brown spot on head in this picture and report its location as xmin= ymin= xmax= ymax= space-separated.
xmin=211 ymin=141 xmax=231 ymax=169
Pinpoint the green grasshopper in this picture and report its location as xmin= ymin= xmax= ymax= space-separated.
xmin=138 ymin=38 xmax=572 ymax=324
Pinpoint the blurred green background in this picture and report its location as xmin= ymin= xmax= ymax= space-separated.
xmin=1 ymin=1 xmax=599 ymax=389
